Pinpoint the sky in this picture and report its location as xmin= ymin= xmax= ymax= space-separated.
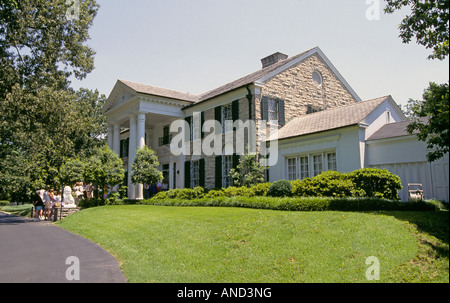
xmin=71 ymin=0 xmax=449 ymax=109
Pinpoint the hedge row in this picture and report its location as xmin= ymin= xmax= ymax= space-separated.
xmin=149 ymin=168 xmax=403 ymax=201
xmin=142 ymin=196 xmax=441 ymax=212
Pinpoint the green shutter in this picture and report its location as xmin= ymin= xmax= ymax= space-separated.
xmin=261 ymin=96 xmax=268 ymax=121
xmin=201 ymin=111 xmax=205 ymax=138
xmin=215 ymin=156 xmax=222 ymax=189
xmin=199 ymin=159 xmax=205 ymax=188
xmin=184 ymin=161 xmax=191 ymax=188
xmin=232 ymin=100 xmax=239 ymax=121
xmin=278 ymin=99 xmax=285 ymax=126
xmin=185 ymin=116 xmax=192 ymax=141
xmin=215 ymin=106 xmax=221 ymax=123
xmin=233 ymin=154 xmax=240 ymax=169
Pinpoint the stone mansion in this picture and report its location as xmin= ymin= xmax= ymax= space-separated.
xmin=104 ymin=47 xmax=449 ymax=202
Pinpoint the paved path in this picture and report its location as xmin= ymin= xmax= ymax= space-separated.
xmin=0 ymin=212 xmax=127 ymax=283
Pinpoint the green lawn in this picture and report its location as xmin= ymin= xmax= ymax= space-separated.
xmin=56 ymin=205 xmax=449 ymax=283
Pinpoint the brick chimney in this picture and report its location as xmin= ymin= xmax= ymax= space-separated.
xmin=261 ymin=52 xmax=288 ymax=68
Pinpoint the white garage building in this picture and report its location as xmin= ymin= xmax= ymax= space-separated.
xmin=271 ymin=96 xmax=449 ymax=202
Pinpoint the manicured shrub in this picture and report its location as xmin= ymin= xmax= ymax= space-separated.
xmin=204 ymin=189 xmax=225 ymax=199
xmin=0 ymin=200 xmax=10 ymax=207
xmin=349 ymin=168 xmax=402 ymax=200
xmin=143 ymin=196 xmax=439 ymax=212
xmin=291 ymin=171 xmax=364 ymax=198
xmin=267 ymin=180 xmax=292 ymax=197
xmin=223 ymin=186 xmax=254 ymax=197
xmin=149 ymin=187 xmax=206 ymax=201
xmin=251 ymin=182 xmax=272 ymax=196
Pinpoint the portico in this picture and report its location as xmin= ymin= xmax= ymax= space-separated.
xmin=103 ymin=80 xmax=197 ymax=199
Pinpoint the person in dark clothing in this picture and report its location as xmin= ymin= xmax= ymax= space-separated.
xmin=32 ymin=190 xmax=44 ymax=221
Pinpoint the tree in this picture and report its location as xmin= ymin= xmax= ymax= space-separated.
xmin=384 ymin=0 xmax=449 ymax=60
xmin=405 ymin=82 xmax=449 ymax=162
xmin=83 ymin=145 xmax=125 ymax=197
xmin=230 ymin=148 xmax=267 ymax=187
xmin=0 ymin=0 xmax=101 ymax=199
xmin=385 ymin=0 xmax=449 ymax=162
xmin=131 ymin=146 xmax=163 ymax=186
xmin=59 ymin=158 xmax=85 ymax=188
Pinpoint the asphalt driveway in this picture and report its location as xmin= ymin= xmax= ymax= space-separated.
xmin=0 ymin=212 xmax=127 ymax=283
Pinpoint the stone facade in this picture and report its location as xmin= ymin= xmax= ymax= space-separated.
xmin=256 ymin=53 xmax=358 ymax=124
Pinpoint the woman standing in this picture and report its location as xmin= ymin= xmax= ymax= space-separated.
xmin=32 ymin=190 xmax=44 ymax=222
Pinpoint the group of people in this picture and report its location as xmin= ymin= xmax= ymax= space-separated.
xmin=32 ymin=189 xmax=62 ymax=222
xmin=143 ymin=180 xmax=169 ymax=199
xmin=31 ymin=182 xmax=96 ymax=222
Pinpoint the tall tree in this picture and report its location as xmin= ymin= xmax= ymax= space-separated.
xmin=0 ymin=0 xmax=101 ymax=200
xmin=405 ymin=82 xmax=449 ymax=162
xmin=385 ymin=0 xmax=449 ymax=161
xmin=384 ymin=0 xmax=449 ymax=60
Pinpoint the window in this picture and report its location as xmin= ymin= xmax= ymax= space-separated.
xmin=287 ymin=158 xmax=297 ymax=181
xmin=222 ymin=155 xmax=233 ymax=188
xmin=192 ymin=114 xmax=201 ymax=141
xmin=120 ymin=138 xmax=129 ymax=158
xmin=327 ymin=152 xmax=337 ymax=171
xmin=191 ymin=160 xmax=200 ymax=188
xmin=261 ymin=97 xmax=285 ymax=126
xmin=159 ymin=125 xmax=172 ymax=146
xmin=312 ymin=71 xmax=323 ymax=86
xmin=222 ymin=104 xmax=233 ymax=133
xmin=312 ymin=154 xmax=323 ymax=177
xmin=299 ymin=156 xmax=309 ymax=179
xmin=286 ymin=151 xmax=336 ymax=180
xmin=162 ymin=164 xmax=170 ymax=184
xmin=267 ymin=98 xmax=279 ymax=121
xmin=386 ymin=109 xmax=391 ymax=123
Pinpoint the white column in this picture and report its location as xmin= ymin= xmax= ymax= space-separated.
xmin=107 ymin=124 xmax=114 ymax=150
xmin=169 ymin=161 xmax=174 ymax=189
xmin=113 ymin=123 xmax=120 ymax=156
xmin=136 ymin=113 xmax=146 ymax=199
xmin=128 ymin=115 xmax=137 ymax=200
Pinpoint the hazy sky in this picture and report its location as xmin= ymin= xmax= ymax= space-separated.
xmin=71 ymin=0 xmax=449 ymax=108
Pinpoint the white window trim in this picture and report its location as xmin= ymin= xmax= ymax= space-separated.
xmin=222 ymin=155 xmax=233 ymax=188
xmin=286 ymin=150 xmax=337 ymax=180
xmin=191 ymin=160 xmax=200 ymax=188
xmin=222 ymin=103 xmax=233 ymax=134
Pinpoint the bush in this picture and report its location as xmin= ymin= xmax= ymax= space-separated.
xmin=251 ymin=182 xmax=272 ymax=196
xmin=267 ymin=180 xmax=292 ymax=197
xmin=0 ymin=200 xmax=10 ymax=207
xmin=292 ymin=171 xmax=364 ymax=198
xmin=149 ymin=187 xmax=206 ymax=201
xmin=143 ymin=196 xmax=439 ymax=212
xmin=349 ymin=168 xmax=402 ymax=200
xmin=223 ymin=186 xmax=254 ymax=197
xmin=204 ymin=189 xmax=225 ymax=199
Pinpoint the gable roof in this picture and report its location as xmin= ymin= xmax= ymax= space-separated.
xmin=194 ymin=48 xmax=314 ymax=103
xmin=109 ymin=46 xmax=361 ymax=113
xmin=274 ymin=96 xmax=392 ymax=141
xmin=118 ymin=79 xmax=199 ymax=103
xmin=185 ymin=46 xmax=361 ymax=108
xmin=367 ymin=118 xmax=427 ymax=141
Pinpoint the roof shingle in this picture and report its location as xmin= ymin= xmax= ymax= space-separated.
xmin=118 ymin=79 xmax=199 ymax=103
xmin=274 ymin=96 xmax=391 ymax=141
